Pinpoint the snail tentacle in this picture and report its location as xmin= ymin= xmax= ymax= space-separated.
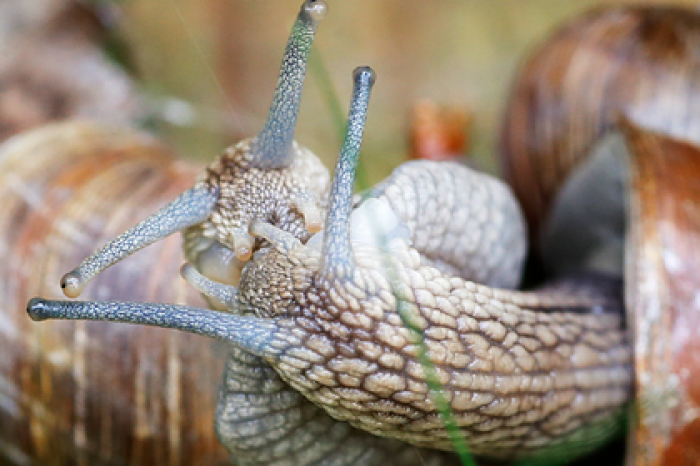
xmin=249 ymin=219 xmax=303 ymax=252
xmin=180 ymin=262 xmax=239 ymax=310
xmin=26 ymin=298 xmax=285 ymax=359
xmin=289 ymin=189 xmax=324 ymax=233
xmin=249 ymin=0 xmax=328 ymax=169
xmin=60 ymin=185 xmax=219 ymax=298
xmin=321 ymin=66 xmax=376 ymax=280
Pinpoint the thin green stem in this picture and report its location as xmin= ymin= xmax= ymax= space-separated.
xmin=396 ymin=301 xmax=476 ymax=466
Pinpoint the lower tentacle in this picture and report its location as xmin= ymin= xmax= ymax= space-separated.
xmin=26 ymin=298 xmax=281 ymax=359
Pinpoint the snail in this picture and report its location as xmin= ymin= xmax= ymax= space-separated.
xmin=8 ymin=2 xmax=700 ymax=466
xmin=25 ymin=1 xmax=632 ymax=465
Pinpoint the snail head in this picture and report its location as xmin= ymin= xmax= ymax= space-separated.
xmin=59 ymin=0 xmax=330 ymax=298
xmin=29 ymin=67 xmax=378 ymax=364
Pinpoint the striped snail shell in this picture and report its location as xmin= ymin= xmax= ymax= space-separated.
xmin=0 ymin=122 xmax=230 ymax=465
xmin=500 ymin=6 xmax=700 ymax=465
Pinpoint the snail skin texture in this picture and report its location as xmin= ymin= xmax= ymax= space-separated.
xmin=27 ymin=1 xmax=632 ymax=465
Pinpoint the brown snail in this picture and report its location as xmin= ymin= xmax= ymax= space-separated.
xmin=3 ymin=3 xmax=699 ymax=466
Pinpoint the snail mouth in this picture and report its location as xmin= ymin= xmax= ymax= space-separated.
xmin=191 ymin=241 xmax=245 ymax=287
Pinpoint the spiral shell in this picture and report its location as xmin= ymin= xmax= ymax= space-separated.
xmin=501 ymin=7 xmax=700 ymax=465
xmin=0 ymin=122 xmax=229 ymax=466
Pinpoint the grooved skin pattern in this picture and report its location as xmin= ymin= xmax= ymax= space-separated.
xmin=368 ymin=161 xmax=527 ymax=289
xmin=238 ymin=239 xmax=631 ymax=460
xmin=216 ymin=347 xmax=459 ymax=466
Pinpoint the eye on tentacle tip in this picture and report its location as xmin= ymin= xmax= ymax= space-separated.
xmin=353 ymin=66 xmax=376 ymax=88
xmin=302 ymin=0 xmax=328 ymax=23
xmin=60 ymin=271 xmax=85 ymax=299
xmin=27 ymin=297 xmax=50 ymax=321
xmin=289 ymin=190 xmax=324 ymax=233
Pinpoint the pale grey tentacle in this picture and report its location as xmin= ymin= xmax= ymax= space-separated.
xmin=60 ymin=186 xmax=218 ymax=298
xmin=249 ymin=0 xmax=327 ymax=169
xmin=321 ymin=66 xmax=375 ymax=279
xmin=27 ymin=298 xmax=283 ymax=359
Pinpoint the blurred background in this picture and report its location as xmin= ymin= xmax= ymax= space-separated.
xmin=2 ymin=0 xmax=698 ymax=179
xmin=103 ymin=0 xmax=698 ymax=181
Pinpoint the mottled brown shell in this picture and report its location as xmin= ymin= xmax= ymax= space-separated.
xmin=500 ymin=6 xmax=700 ymax=243
xmin=623 ymin=121 xmax=700 ymax=466
xmin=0 ymin=122 xmax=229 ymax=466
xmin=500 ymin=6 xmax=700 ymax=465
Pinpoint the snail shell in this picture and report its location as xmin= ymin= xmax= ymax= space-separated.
xmin=623 ymin=121 xmax=700 ymax=466
xmin=0 ymin=122 xmax=229 ymax=466
xmin=500 ymin=6 xmax=700 ymax=243
xmin=500 ymin=6 xmax=700 ymax=465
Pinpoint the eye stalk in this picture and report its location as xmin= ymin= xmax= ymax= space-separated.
xmin=249 ymin=0 xmax=328 ymax=169
xmin=26 ymin=297 xmax=284 ymax=359
xmin=322 ymin=66 xmax=376 ymax=279
xmin=59 ymin=186 xmax=219 ymax=298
